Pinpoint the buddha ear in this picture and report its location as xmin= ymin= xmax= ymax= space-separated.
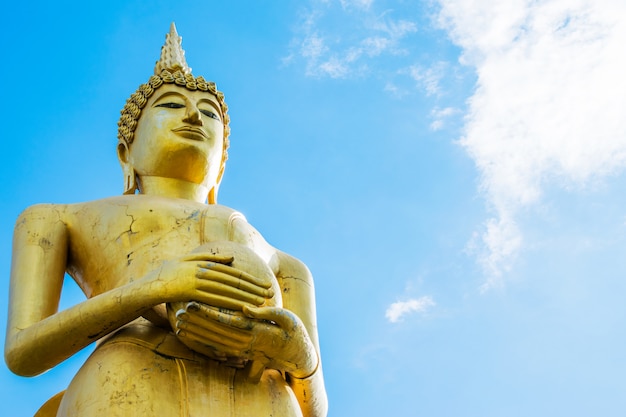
xmin=117 ymin=142 xmax=137 ymax=195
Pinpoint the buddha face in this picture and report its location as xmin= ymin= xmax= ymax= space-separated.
xmin=121 ymin=84 xmax=225 ymax=190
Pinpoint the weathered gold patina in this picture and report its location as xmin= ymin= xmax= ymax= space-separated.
xmin=5 ymin=23 xmax=327 ymax=417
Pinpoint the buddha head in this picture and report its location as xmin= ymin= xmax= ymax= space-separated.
xmin=116 ymin=23 xmax=230 ymax=203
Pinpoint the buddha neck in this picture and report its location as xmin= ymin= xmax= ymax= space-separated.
xmin=137 ymin=176 xmax=209 ymax=203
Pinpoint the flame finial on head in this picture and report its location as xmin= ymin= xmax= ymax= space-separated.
xmin=155 ymin=22 xmax=191 ymax=75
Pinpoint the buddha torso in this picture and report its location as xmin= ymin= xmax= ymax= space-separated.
xmin=62 ymin=194 xmax=277 ymax=297
xmin=48 ymin=195 xmax=302 ymax=417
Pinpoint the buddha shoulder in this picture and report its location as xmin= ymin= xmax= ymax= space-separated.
xmin=13 ymin=203 xmax=70 ymax=240
xmin=15 ymin=196 xmax=245 ymax=240
xmin=59 ymin=195 xmax=240 ymax=224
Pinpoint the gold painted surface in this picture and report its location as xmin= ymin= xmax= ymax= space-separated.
xmin=5 ymin=23 xmax=327 ymax=417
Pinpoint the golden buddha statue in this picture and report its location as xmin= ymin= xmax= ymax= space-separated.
xmin=4 ymin=23 xmax=327 ymax=417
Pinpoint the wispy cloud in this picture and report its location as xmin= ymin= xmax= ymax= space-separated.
xmin=287 ymin=2 xmax=418 ymax=79
xmin=384 ymin=82 xmax=410 ymax=99
xmin=385 ymin=296 xmax=435 ymax=323
xmin=430 ymin=106 xmax=460 ymax=131
xmin=437 ymin=0 xmax=626 ymax=288
xmin=406 ymin=62 xmax=446 ymax=96
xmin=300 ymin=33 xmax=327 ymax=60
xmin=339 ymin=0 xmax=374 ymax=11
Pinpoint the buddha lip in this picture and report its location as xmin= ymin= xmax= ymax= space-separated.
xmin=172 ymin=126 xmax=208 ymax=140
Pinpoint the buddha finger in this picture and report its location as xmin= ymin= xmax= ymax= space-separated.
xmin=198 ymin=262 xmax=273 ymax=288
xmin=183 ymin=253 xmax=234 ymax=264
xmin=177 ymin=318 xmax=250 ymax=348
xmin=195 ymin=281 xmax=266 ymax=306
xmin=196 ymin=267 xmax=274 ymax=298
xmin=185 ymin=303 xmax=254 ymax=330
xmin=177 ymin=325 xmax=248 ymax=356
xmin=177 ymin=310 xmax=252 ymax=341
xmin=191 ymin=292 xmax=253 ymax=311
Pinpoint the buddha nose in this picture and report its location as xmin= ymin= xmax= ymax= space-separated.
xmin=183 ymin=103 xmax=203 ymax=126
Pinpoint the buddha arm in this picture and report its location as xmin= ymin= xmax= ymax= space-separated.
xmin=5 ymin=205 xmax=271 ymax=377
xmin=4 ymin=205 xmax=164 ymax=376
xmin=276 ymin=251 xmax=328 ymax=417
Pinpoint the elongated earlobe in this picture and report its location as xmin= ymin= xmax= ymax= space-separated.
xmin=124 ymin=171 xmax=138 ymax=195
xmin=117 ymin=143 xmax=138 ymax=195
xmin=208 ymin=163 xmax=225 ymax=204
xmin=208 ymin=186 xmax=218 ymax=204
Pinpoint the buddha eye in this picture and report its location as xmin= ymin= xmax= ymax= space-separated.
xmin=156 ymin=102 xmax=185 ymax=109
xmin=200 ymin=109 xmax=221 ymax=121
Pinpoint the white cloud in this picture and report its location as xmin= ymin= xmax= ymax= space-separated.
xmin=430 ymin=106 xmax=460 ymax=131
xmin=340 ymin=0 xmax=373 ymax=10
xmin=361 ymin=36 xmax=391 ymax=57
xmin=300 ymin=33 xmax=327 ymax=60
xmin=384 ymin=82 xmax=411 ymax=99
xmin=288 ymin=5 xmax=418 ymax=79
xmin=436 ymin=0 xmax=626 ymax=286
xmin=466 ymin=215 xmax=522 ymax=292
xmin=385 ymin=296 xmax=435 ymax=323
xmin=407 ymin=62 xmax=446 ymax=96
xmin=318 ymin=56 xmax=350 ymax=78
xmin=371 ymin=17 xmax=418 ymax=40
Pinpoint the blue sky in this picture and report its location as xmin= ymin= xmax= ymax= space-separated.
xmin=2 ymin=0 xmax=626 ymax=415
